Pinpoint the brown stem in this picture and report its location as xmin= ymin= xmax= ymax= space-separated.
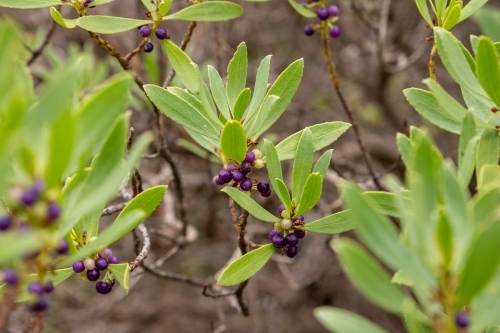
xmin=27 ymin=12 xmax=58 ymax=66
xmin=320 ymin=21 xmax=383 ymax=190
xmin=0 ymin=285 xmax=19 ymax=331
xmin=429 ymin=42 xmax=437 ymax=80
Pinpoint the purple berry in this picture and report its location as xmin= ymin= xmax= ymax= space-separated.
xmin=295 ymin=215 xmax=305 ymax=222
xmin=317 ymin=7 xmax=330 ymax=20
xmin=72 ymin=260 xmax=85 ymax=273
xmin=0 ymin=215 xmax=12 ymax=231
xmin=95 ymin=281 xmax=112 ymax=294
xmin=294 ymin=229 xmax=306 ymax=239
xmin=21 ymin=190 xmax=37 ymax=206
xmin=329 ymin=26 xmax=341 ymax=38
xmin=101 ymin=248 xmax=113 ymax=260
xmin=84 ymin=0 xmax=94 ymax=5
xmin=257 ymin=181 xmax=270 ymax=194
xmin=56 ymin=240 xmax=69 ymax=254
xmin=304 ymin=25 xmax=314 ymax=36
xmin=328 ymin=5 xmax=339 ymax=16
xmin=240 ymin=179 xmax=253 ymax=191
xmin=240 ymin=162 xmax=252 ymax=174
xmin=218 ymin=169 xmax=233 ymax=183
xmin=268 ymin=229 xmax=279 ymax=240
xmin=231 ymin=170 xmax=244 ymax=183
xmin=86 ymin=269 xmax=100 ymax=281
xmin=143 ymin=42 xmax=154 ymax=53
xmin=286 ymin=245 xmax=298 ymax=258
xmin=278 ymin=204 xmax=286 ymax=214
xmin=110 ymin=279 xmax=116 ymax=287
xmin=47 ymin=203 xmax=61 ymax=222
xmin=29 ymin=298 xmax=49 ymax=312
xmin=43 ymin=281 xmax=54 ymax=293
xmin=261 ymin=189 xmax=272 ymax=198
xmin=95 ymin=258 xmax=109 ymax=271
xmin=245 ymin=151 xmax=256 ymax=164
xmin=139 ymin=25 xmax=151 ymax=38
xmin=272 ymin=234 xmax=286 ymax=248
xmin=227 ymin=164 xmax=236 ymax=172
xmin=455 ymin=312 xmax=469 ymax=328
xmin=285 ymin=233 xmax=298 ymax=246
xmin=155 ymin=27 xmax=167 ymax=40
xmin=108 ymin=256 xmax=120 ymax=264
xmin=3 ymin=270 xmax=18 ymax=285
xmin=28 ymin=282 xmax=44 ymax=295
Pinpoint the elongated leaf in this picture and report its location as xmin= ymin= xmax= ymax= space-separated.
xmin=244 ymin=55 xmax=271 ymax=120
xmin=45 ymin=111 xmax=74 ymax=187
xmin=245 ymin=95 xmax=280 ymax=138
xmin=423 ymin=79 xmax=468 ymax=120
xmin=108 ymin=263 xmax=130 ymax=295
xmin=295 ymin=173 xmax=322 ymax=217
xmin=302 ymin=210 xmax=353 ymax=234
xmin=477 ymin=128 xmax=499 ymax=186
xmin=50 ymin=7 xmax=77 ymax=29
xmin=476 ymin=36 xmax=500 ymax=106
xmin=396 ymin=133 xmax=415 ymax=169
xmin=115 ymin=186 xmax=167 ymax=225
xmin=443 ymin=4 xmax=461 ymax=30
xmin=220 ymin=120 xmax=247 ymax=162
xmin=473 ymin=7 xmax=500 ymax=42
xmin=249 ymin=59 xmax=304 ymax=139
xmin=334 ymin=238 xmax=409 ymax=314
xmin=460 ymin=0 xmax=488 ymax=22
xmin=163 ymin=2 xmax=243 ymax=21
xmin=312 ymin=149 xmax=333 ymax=179
xmin=222 ymin=187 xmax=280 ymax=223
xmin=233 ymin=88 xmax=251 ymax=121
xmin=314 ymin=307 xmax=390 ymax=333
xmin=414 ymin=0 xmax=433 ymax=26
xmin=159 ymin=0 xmax=172 ymax=16
xmin=217 ymin=244 xmax=274 ymax=286
xmin=144 ymin=84 xmax=220 ymax=140
xmin=458 ymin=136 xmax=479 ymax=188
xmin=49 ymin=268 xmax=75 ymax=286
xmin=0 ymin=0 xmax=71 ymax=8
xmin=163 ymin=40 xmax=199 ymax=93
xmin=141 ymin=0 xmax=157 ymax=20
xmin=264 ymin=139 xmax=286 ymax=205
xmin=470 ymin=265 xmax=500 ymax=331
xmin=275 ymin=178 xmax=292 ymax=212
xmin=459 ymin=111 xmax=477 ymax=167
xmin=288 ymin=0 xmax=316 ymax=18
xmin=59 ymin=211 xmax=145 ymax=267
xmin=292 ymin=128 xmax=314 ymax=200
xmin=273 ymin=122 xmax=350 ymax=161
xmin=208 ymin=65 xmax=231 ymax=120
xmin=0 ymin=231 xmax=52 ymax=266
xmin=473 ymin=186 xmax=500 ymax=223
xmin=170 ymin=85 xmax=222 ymax=128
xmin=363 ymin=191 xmax=408 ymax=218
xmin=226 ymin=42 xmax=248 ymax=111
xmin=76 ymin=16 xmax=152 ymax=34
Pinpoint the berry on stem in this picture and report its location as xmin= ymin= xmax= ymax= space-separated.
xmin=317 ymin=7 xmax=330 ymax=20
xmin=227 ymin=164 xmax=236 ymax=172
xmin=240 ymin=162 xmax=252 ymax=174
xmin=86 ymin=269 xmax=100 ymax=281
xmin=84 ymin=258 xmax=96 ymax=270
xmin=245 ymin=151 xmax=256 ymax=164
xmin=304 ymin=25 xmax=314 ymax=36
xmin=56 ymin=240 xmax=69 ymax=254
xmin=261 ymin=189 xmax=272 ymax=198
xmin=218 ymin=169 xmax=232 ymax=183
xmin=254 ymin=159 xmax=265 ymax=169
xmin=139 ymin=25 xmax=151 ymax=38
xmin=294 ymin=229 xmax=306 ymax=239
xmin=295 ymin=215 xmax=305 ymax=222
xmin=108 ymin=256 xmax=120 ymax=264
xmin=286 ymin=245 xmax=298 ymax=258
xmin=155 ymin=27 xmax=167 ymax=40
xmin=285 ymin=233 xmax=298 ymax=246
xmin=72 ymin=260 xmax=85 ymax=273
xmin=101 ymin=248 xmax=113 ymax=260
xmin=268 ymin=229 xmax=279 ymax=240
xmin=329 ymin=26 xmax=341 ymax=38
xmin=257 ymin=181 xmax=270 ymax=194
xmin=281 ymin=219 xmax=292 ymax=230
xmin=29 ymin=298 xmax=49 ymax=312
xmin=3 ymin=270 xmax=18 ymax=285
xmin=143 ymin=42 xmax=154 ymax=53
xmin=455 ymin=311 xmax=469 ymax=328
xmin=28 ymin=282 xmax=44 ymax=295
xmin=47 ymin=203 xmax=61 ymax=222
xmin=231 ymin=170 xmax=244 ymax=183
xmin=96 ymin=281 xmax=112 ymax=294
xmin=0 ymin=215 xmax=12 ymax=231
xmin=272 ymin=234 xmax=286 ymax=248
xmin=278 ymin=204 xmax=286 ymax=215
xmin=240 ymin=179 xmax=253 ymax=191
xmin=44 ymin=281 xmax=54 ymax=293
xmin=328 ymin=5 xmax=339 ymax=17
xmin=95 ymin=258 xmax=109 ymax=271
xmin=252 ymin=149 xmax=262 ymax=160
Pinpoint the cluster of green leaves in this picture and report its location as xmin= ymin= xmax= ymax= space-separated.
xmin=414 ymin=0 xmax=487 ymax=30
xmin=0 ymin=19 xmax=166 ymax=296
xmin=316 ymin=128 xmax=500 ymax=333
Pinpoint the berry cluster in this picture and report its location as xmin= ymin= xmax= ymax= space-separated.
xmin=72 ymin=248 xmax=118 ymax=295
xmin=212 ymin=149 xmax=271 ymax=197
xmin=269 ymin=204 xmax=306 ymax=258
xmin=138 ymin=25 xmax=169 ymax=53
xmin=26 ymin=280 xmax=54 ymax=312
xmin=302 ymin=3 xmax=341 ymax=38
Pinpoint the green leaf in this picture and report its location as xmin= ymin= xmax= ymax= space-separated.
xmin=248 ymin=58 xmax=304 ymax=139
xmin=473 ymin=7 xmax=500 ymax=42
xmin=108 ymin=263 xmax=130 ymax=295
xmin=396 ymin=133 xmax=415 ymax=169
xmin=457 ymin=214 xmax=500 ymax=305
xmin=0 ymin=231 xmax=53 ymax=266
xmin=45 ymin=111 xmax=74 ymax=187
xmin=470 ymin=265 xmax=500 ymax=331
xmin=479 ymin=165 xmax=500 ymax=191
xmin=163 ymin=2 xmax=243 ymax=22
xmin=443 ymin=4 xmax=461 ymax=30
xmin=476 ymin=36 xmax=500 ymax=106
xmin=233 ymin=88 xmax=251 ymax=121
xmin=115 ymin=185 xmax=167 ymax=225
xmin=403 ymin=88 xmax=462 ymax=134
xmin=302 ymin=211 xmax=354 ymax=234
xmin=217 ymin=244 xmax=274 ymax=286
xmin=162 ymin=40 xmax=200 ymax=93
xmin=473 ymin=186 xmax=500 ymax=223
xmin=334 ymin=238 xmax=410 ymax=314
xmin=312 ymin=149 xmax=333 ymax=179
xmin=144 ymin=84 xmax=220 ymax=140
xmin=287 ymin=0 xmax=316 ymax=18
xmin=295 ymin=173 xmax=322 ymax=217
xmin=226 ymin=42 xmax=248 ymax=111
xmin=273 ymin=122 xmax=350 ymax=161
xmin=159 ymin=0 xmax=172 ymax=16
xmin=50 ymin=7 xmax=77 ymax=29
xmin=49 ymin=268 xmax=75 ymax=286
xmin=458 ymin=137 xmax=478 ymax=190
xmin=244 ymin=55 xmax=271 ymax=120
xmin=414 ymin=0 xmax=433 ymax=26
xmin=460 ymin=0 xmax=488 ymax=23
xmin=314 ymin=307 xmax=390 ymax=333
xmin=423 ymin=79 xmax=468 ymax=121
xmin=363 ymin=191 xmax=408 ymax=218
xmin=245 ymin=95 xmax=280 ymax=138
xmin=264 ymin=139 xmax=286 ymax=205
xmin=292 ymin=128 xmax=314 ymax=200
xmin=275 ymin=178 xmax=292 ymax=212
xmin=208 ymin=65 xmax=231 ymax=121
xmin=220 ymin=120 xmax=247 ymax=162
xmin=392 ymin=270 xmax=414 ymax=287
xmin=476 ymin=128 xmax=499 ymax=186
xmin=141 ymin=0 xmax=157 ymax=20
xmin=221 ymin=187 xmax=280 ymax=223
xmin=0 ymin=0 xmax=71 ymax=8
xmin=76 ymin=16 xmax=153 ymax=34
xmin=436 ymin=212 xmax=453 ymax=268
xmin=458 ymin=111 xmax=477 ymax=168
xmin=59 ymin=211 xmax=146 ymax=267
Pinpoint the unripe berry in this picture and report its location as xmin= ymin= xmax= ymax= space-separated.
xmin=328 ymin=5 xmax=339 ymax=16
xmin=72 ymin=261 xmax=85 ymax=273
xmin=281 ymin=210 xmax=290 ymax=219
xmin=108 ymin=256 xmax=120 ymax=264
xmin=274 ymin=222 xmax=284 ymax=232
xmin=257 ymin=181 xmax=270 ymax=194
xmin=272 ymin=234 xmax=286 ymax=248
xmin=143 ymin=42 xmax=154 ymax=53
xmin=317 ymin=7 xmax=330 ymax=20
xmin=304 ymin=25 xmax=314 ymax=36
xmin=281 ymin=218 xmax=292 ymax=230
xmin=95 ymin=258 xmax=109 ymax=271
xmin=329 ymin=26 xmax=341 ymax=38
xmin=240 ymin=179 xmax=253 ymax=191
xmin=0 ymin=215 xmax=12 ymax=231
xmin=84 ymin=258 xmax=96 ymax=270
xmin=218 ymin=169 xmax=232 ymax=183
xmin=101 ymin=248 xmax=113 ymax=260
xmin=86 ymin=269 xmax=100 ymax=281
xmin=286 ymin=245 xmax=298 ymax=258
xmin=139 ymin=25 xmax=151 ymax=38
xmin=96 ymin=281 xmax=112 ymax=294
xmin=245 ymin=151 xmax=256 ymax=164
xmin=231 ymin=170 xmax=244 ymax=183
xmin=252 ymin=149 xmax=262 ymax=160
xmin=253 ymin=159 xmax=265 ymax=169
xmin=285 ymin=233 xmax=298 ymax=246
xmin=155 ymin=27 xmax=167 ymax=40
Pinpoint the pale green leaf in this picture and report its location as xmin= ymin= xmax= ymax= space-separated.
xmin=163 ymin=40 xmax=200 ymax=93
xmin=287 ymin=0 xmax=316 ymax=18
xmin=460 ymin=0 xmax=488 ymax=22
xmin=220 ymin=120 xmax=247 ymax=162
xmin=302 ymin=211 xmax=354 ymax=234
xmin=163 ymin=2 xmax=243 ymax=21
xmin=244 ymin=55 xmax=271 ymax=120
xmin=115 ymin=185 xmax=167 ymax=225
xmin=314 ymin=307 xmax=389 ymax=333
xmin=233 ymin=88 xmax=251 ymax=121
xmin=76 ymin=16 xmax=152 ymax=34
xmin=414 ymin=0 xmax=433 ymax=26
xmin=226 ymin=42 xmax=248 ymax=111
xmin=208 ymin=65 xmax=231 ymax=120
xmin=295 ymin=173 xmax=322 ymax=217
xmin=275 ymin=178 xmax=292 ymax=212
xmin=50 ymin=7 xmax=77 ymax=29
xmin=477 ymin=128 xmax=499 ymax=186
xmin=221 ymin=187 xmax=280 ymax=223
xmin=292 ymin=128 xmax=314 ymax=200
xmin=312 ymin=149 xmax=333 ymax=179
xmin=476 ymin=36 xmax=500 ymax=106
xmin=108 ymin=263 xmax=130 ymax=295
xmin=0 ymin=0 xmax=71 ymax=8
xmin=264 ymin=140 xmax=286 ymax=206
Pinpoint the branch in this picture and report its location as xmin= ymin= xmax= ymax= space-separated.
xmin=0 ymin=285 xmax=18 ymax=331
xmin=101 ymin=202 xmax=128 ymax=216
xmin=26 ymin=11 xmax=58 ymax=66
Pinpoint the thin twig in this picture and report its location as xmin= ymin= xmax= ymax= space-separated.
xmin=101 ymin=202 xmax=128 ymax=216
xmin=27 ymin=10 xmax=58 ymax=66
xmin=0 ymin=285 xmax=18 ymax=331
xmin=320 ymin=21 xmax=383 ymax=190
xmin=202 ymin=285 xmax=238 ymax=298
xmin=130 ymin=223 xmax=151 ymax=271
xmin=428 ymin=42 xmax=437 ymax=80
xmin=141 ymin=263 xmax=205 ymax=287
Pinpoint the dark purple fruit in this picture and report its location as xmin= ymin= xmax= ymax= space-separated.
xmin=56 ymin=240 xmax=69 ymax=254
xmin=96 ymin=281 xmax=112 ymax=295
xmin=245 ymin=151 xmax=256 ymax=164
xmin=240 ymin=179 xmax=253 ymax=191
xmin=295 ymin=215 xmax=305 ymax=222
xmin=227 ymin=164 xmax=236 ymax=172
xmin=29 ymin=298 xmax=49 ymax=312
xmin=329 ymin=26 xmax=341 ymax=38
xmin=143 ymin=42 xmax=154 ymax=53
xmin=72 ymin=260 xmax=85 ymax=273
xmin=231 ymin=170 xmax=244 ymax=183
xmin=0 ymin=215 xmax=12 ymax=231
xmin=317 ymin=7 xmax=330 ymax=20
xmin=278 ymin=204 xmax=286 ymax=214
xmin=44 ymin=281 xmax=54 ymax=293
xmin=95 ymin=258 xmax=109 ymax=271
xmin=261 ymin=189 xmax=272 ymax=198
xmin=286 ymin=245 xmax=298 ymax=258
xmin=108 ymin=256 xmax=120 ymax=264
xmin=218 ymin=169 xmax=233 ymax=183
xmin=257 ymin=181 xmax=270 ymax=194
xmin=268 ymin=229 xmax=279 ymax=240
xmin=328 ymin=5 xmax=339 ymax=16
xmin=155 ymin=27 xmax=167 ymax=39
xmin=285 ymin=233 xmax=298 ymax=246
xmin=304 ymin=25 xmax=314 ymax=36
xmin=47 ymin=203 xmax=61 ymax=222
xmin=240 ymin=162 xmax=252 ymax=174
xmin=294 ymin=229 xmax=306 ymax=239
xmin=272 ymin=234 xmax=286 ymax=248
xmin=86 ymin=269 xmax=100 ymax=281
xmin=139 ymin=25 xmax=151 ymax=38
xmin=28 ymin=282 xmax=44 ymax=295
xmin=455 ymin=312 xmax=469 ymax=328
xmin=3 ymin=270 xmax=18 ymax=285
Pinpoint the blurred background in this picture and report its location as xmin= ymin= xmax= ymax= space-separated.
xmin=2 ymin=0 xmax=499 ymax=332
